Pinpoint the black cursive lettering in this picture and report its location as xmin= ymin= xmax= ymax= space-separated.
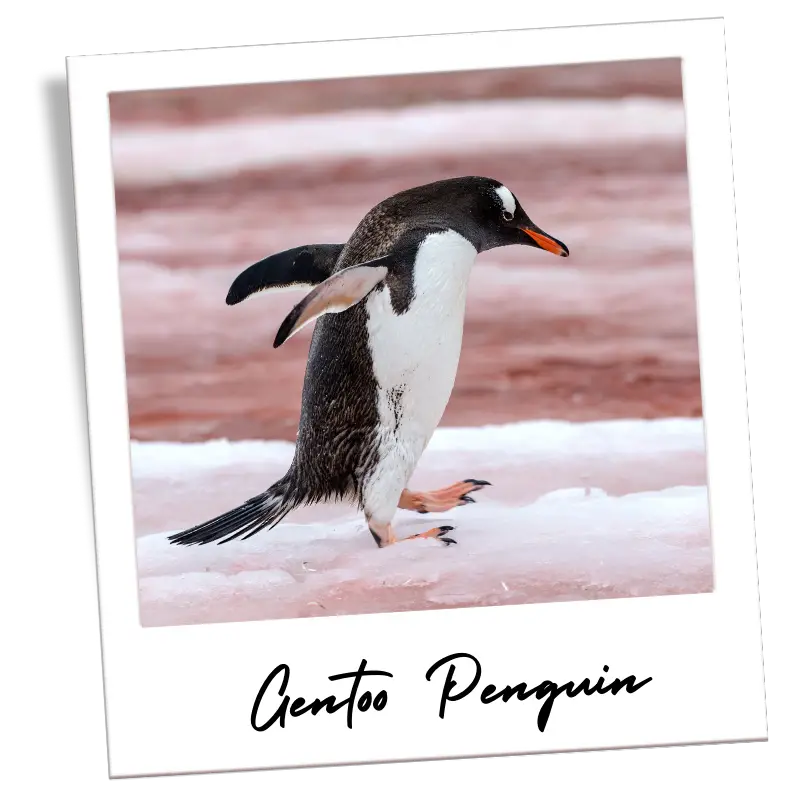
xmin=426 ymin=653 xmax=652 ymax=732
xmin=251 ymin=663 xmax=292 ymax=731
xmin=251 ymin=659 xmax=393 ymax=732
xmin=327 ymin=659 xmax=394 ymax=729
xmin=425 ymin=653 xmax=482 ymax=719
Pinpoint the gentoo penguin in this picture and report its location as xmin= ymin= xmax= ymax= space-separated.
xmin=169 ymin=176 xmax=568 ymax=549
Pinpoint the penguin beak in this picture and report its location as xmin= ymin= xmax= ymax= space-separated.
xmin=520 ymin=224 xmax=569 ymax=257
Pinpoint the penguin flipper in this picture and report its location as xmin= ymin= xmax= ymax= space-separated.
xmin=226 ymin=244 xmax=345 ymax=306
xmin=273 ymin=260 xmax=390 ymax=347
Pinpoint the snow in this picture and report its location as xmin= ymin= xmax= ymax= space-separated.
xmin=111 ymin=97 xmax=686 ymax=187
xmin=133 ymin=418 xmax=711 ymax=627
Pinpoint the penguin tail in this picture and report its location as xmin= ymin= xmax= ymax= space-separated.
xmin=168 ymin=474 xmax=299 ymax=546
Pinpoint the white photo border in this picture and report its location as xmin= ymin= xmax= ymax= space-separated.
xmin=67 ymin=18 xmax=765 ymax=778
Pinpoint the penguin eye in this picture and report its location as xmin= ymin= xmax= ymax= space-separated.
xmin=502 ymin=210 xmax=513 ymax=222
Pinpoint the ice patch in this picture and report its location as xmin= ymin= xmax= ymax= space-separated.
xmin=131 ymin=417 xmax=704 ymax=479
xmin=133 ymin=417 xmax=711 ymax=627
xmin=112 ymin=98 xmax=687 ymax=188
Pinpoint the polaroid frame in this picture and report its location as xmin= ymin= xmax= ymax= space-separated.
xmin=67 ymin=18 xmax=765 ymax=778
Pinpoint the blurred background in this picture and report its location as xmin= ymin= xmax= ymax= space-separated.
xmin=110 ymin=58 xmax=700 ymax=445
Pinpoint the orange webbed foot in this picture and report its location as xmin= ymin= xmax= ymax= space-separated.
xmin=368 ymin=520 xmax=457 ymax=548
xmin=398 ymin=478 xmax=491 ymax=514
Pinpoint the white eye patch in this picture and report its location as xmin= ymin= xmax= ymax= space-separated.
xmin=494 ymin=185 xmax=516 ymax=217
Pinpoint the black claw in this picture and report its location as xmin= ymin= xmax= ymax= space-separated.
xmin=439 ymin=537 xmax=457 ymax=546
xmin=438 ymin=525 xmax=455 ymax=534
xmin=417 ymin=509 xmax=430 ymax=514
xmin=464 ymin=478 xmax=492 ymax=487
xmin=460 ymin=494 xmax=476 ymax=504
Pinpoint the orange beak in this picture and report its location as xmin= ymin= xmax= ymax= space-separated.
xmin=521 ymin=227 xmax=569 ymax=257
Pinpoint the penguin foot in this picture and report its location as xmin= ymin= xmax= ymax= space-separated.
xmin=402 ymin=525 xmax=457 ymax=546
xmin=398 ymin=479 xmax=491 ymax=514
xmin=367 ymin=520 xmax=456 ymax=547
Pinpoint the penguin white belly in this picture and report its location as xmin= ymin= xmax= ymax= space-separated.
xmin=363 ymin=230 xmax=477 ymax=519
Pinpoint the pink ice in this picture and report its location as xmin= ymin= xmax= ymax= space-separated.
xmin=111 ymin=97 xmax=686 ymax=188
xmin=133 ymin=418 xmax=711 ymax=626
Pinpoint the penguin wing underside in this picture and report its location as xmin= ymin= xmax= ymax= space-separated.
xmin=226 ymin=243 xmax=345 ymax=305
xmin=273 ymin=257 xmax=394 ymax=348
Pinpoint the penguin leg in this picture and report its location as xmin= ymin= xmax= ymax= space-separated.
xmin=363 ymin=454 xmax=457 ymax=548
xmin=398 ymin=479 xmax=491 ymax=514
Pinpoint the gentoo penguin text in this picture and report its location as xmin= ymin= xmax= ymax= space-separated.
xmin=250 ymin=654 xmax=652 ymax=732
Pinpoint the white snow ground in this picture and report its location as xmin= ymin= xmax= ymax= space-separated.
xmin=134 ymin=418 xmax=712 ymax=626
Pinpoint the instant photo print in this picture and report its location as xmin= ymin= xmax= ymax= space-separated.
xmin=67 ymin=18 xmax=765 ymax=778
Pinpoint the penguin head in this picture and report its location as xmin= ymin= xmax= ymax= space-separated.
xmin=460 ymin=176 xmax=570 ymax=257
xmin=402 ymin=176 xmax=569 ymax=257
